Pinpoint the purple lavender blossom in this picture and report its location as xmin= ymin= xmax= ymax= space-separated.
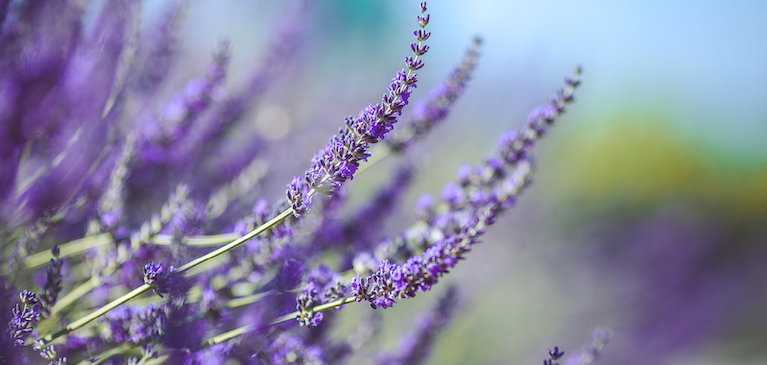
xmin=544 ymin=346 xmax=566 ymax=365
xmin=130 ymin=0 xmax=189 ymax=95
xmin=137 ymin=40 xmax=230 ymax=164
xmin=376 ymin=285 xmax=459 ymax=365
xmin=172 ymin=0 xmax=310 ymax=167
xmin=39 ymin=246 xmax=63 ymax=318
xmin=387 ymin=37 xmax=482 ymax=152
xmin=262 ymin=331 xmax=326 ymax=365
xmin=143 ymin=262 xmax=175 ymax=298
xmin=286 ymin=4 xmax=431 ymax=215
xmin=104 ymin=304 xmax=164 ymax=344
xmin=0 ymin=276 xmax=23 ymax=363
xmin=9 ymin=290 xmax=40 ymax=347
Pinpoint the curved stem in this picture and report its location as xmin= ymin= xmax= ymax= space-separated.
xmin=50 ymin=279 xmax=96 ymax=316
xmin=42 ymin=283 xmax=151 ymax=344
xmin=38 ymin=208 xmax=293 ymax=345
xmin=225 ymin=290 xmax=275 ymax=309
xmin=175 ymin=208 xmax=292 ymax=272
xmin=202 ymin=297 xmax=358 ymax=347
xmin=151 ymin=233 xmax=239 ymax=246
xmin=22 ymin=232 xmax=241 ymax=271
xmin=21 ymin=234 xmax=113 ymax=270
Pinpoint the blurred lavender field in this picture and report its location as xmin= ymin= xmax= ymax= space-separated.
xmin=2 ymin=0 xmax=766 ymax=364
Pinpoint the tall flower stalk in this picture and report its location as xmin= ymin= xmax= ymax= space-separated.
xmin=0 ymin=2 xmax=603 ymax=364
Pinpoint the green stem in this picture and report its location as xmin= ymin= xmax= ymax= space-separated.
xmin=41 ymin=284 xmax=151 ymax=344
xmin=50 ymin=279 xmax=95 ymax=316
xmin=38 ymin=208 xmax=294 ymax=345
xmin=151 ymin=233 xmax=239 ymax=246
xmin=175 ymin=208 xmax=292 ymax=272
xmin=225 ymin=290 xmax=275 ymax=309
xmin=20 ymin=234 xmax=113 ymax=270
xmin=202 ymin=297 xmax=358 ymax=347
xmin=21 ymin=232 xmax=240 ymax=271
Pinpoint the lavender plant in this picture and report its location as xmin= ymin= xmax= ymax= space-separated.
xmin=0 ymin=1 xmax=604 ymax=364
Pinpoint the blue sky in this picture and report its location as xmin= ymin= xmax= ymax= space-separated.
xmin=173 ymin=0 xmax=766 ymax=160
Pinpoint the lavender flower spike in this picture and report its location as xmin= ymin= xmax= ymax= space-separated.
xmin=387 ymin=36 xmax=483 ymax=152
xmin=139 ymin=40 xmax=230 ymax=163
xmin=9 ymin=290 xmax=40 ymax=347
xmin=287 ymin=3 xmax=431 ymax=217
xmin=497 ymin=65 xmax=582 ymax=164
xmin=40 ymin=245 xmax=63 ymax=318
xmin=376 ymin=285 xmax=459 ymax=365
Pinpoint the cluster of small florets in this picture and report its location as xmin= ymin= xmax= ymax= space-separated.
xmin=296 ymin=266 xmax=348 ymax=327
xmin=286 ymin=3 xmax=431 ymax=216
xmin=143 ymin=262 xmax=175 ymax=298
xmin=545 ymin=346 xmax=566 ymax=365
xmin=9 ymin=291 xmax=40 ymax=347
xmin=106 ymin=304 xmax=164 ymax=344
xmin=39 ymin=246 xmax=63 ymax=318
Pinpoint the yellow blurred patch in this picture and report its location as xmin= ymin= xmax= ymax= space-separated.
xmin=546 ymin=119 xmax=767 ymax=215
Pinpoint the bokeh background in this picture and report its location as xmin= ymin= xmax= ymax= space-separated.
xmin=135 ymin=0 xmax=767 ymax=364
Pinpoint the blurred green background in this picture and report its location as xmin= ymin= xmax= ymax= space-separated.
xmin=154 ymin=0 xmax=767 ymax=363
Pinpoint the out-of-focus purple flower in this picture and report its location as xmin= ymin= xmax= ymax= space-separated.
xmin=104 ymin=304 xmax=163 ymax=344
xmin=310 ymin=164 xmax=415 ymax=263
xmin=262 ymin=331 xmax=327 ymax=365
xmin=9 ymin=219 xmax=50 ymax=271
xmin=387 ymin=37 xmax=482 ymax=152
xmin=563 ymin=329 xmax=612 ymax=365
xmin=138 ymin=40 xmax=230 ymax=164
xmin=174 ymin=0 xmax=310 ymax=162
xmin=165 ymin=201 xmax=206 ymax=240
xmin=98 ymin=135 xmax=136 ymax=234
xmin=180 ymin=343 xmax=233 ymax=365
xmin=130 ymin=0 xmax=189 ymax=95
xmin=376 ymin=285 xmax=458 ymax=365
xmin=161 ymin=298 xmax=206 ymax=357
xmin=276 ymin=258 xmax=304 ymax=294
xmin=40 ymin=246 xmax=63 ymax=318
